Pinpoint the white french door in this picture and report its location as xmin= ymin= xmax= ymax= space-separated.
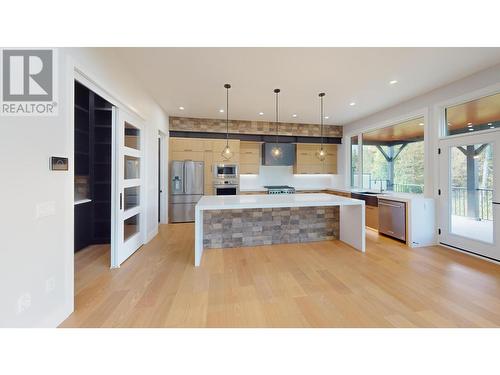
xmin=111 ymin=108 xmax=146 ymax=267
xmin=438 ymin=131 xmax=500 ymax=261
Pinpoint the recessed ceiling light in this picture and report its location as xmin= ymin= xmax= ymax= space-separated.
xmin=469 ymin=128 xmax=474 ymax=131
xmin=219 ymin=109 xmax=224 ymax=113
xmin=349 ymin=102 xmax=356 ymax=106
xmin=389 ymin=80 xmax=398 ymax=85
xmin=418 ymin=122 xmax=424 ymax=126
xmin=179 ymin=106 xmax=185 ymax=110
xmin=259 ymin=112 xmax=264 ymax=116
xmin=292 ymin=114 xmax=298 ymax=118
xmin=324 ymin=116 xmax=329 ymax=119
xmin=467 ymin=122 xmax=472 ymax=125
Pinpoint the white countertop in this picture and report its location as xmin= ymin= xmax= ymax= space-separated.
xmin=196 ymin=193 xmax=364 ymax=211
xmin=238 ymin=186 xmax=427 ymax=202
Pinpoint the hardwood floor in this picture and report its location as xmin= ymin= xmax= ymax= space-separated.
xmin=60 ymin=224 xmax=500 ymax=328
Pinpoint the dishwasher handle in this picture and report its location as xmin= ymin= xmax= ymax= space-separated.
xmin=379 ymin=201 xmax=404 ymax=208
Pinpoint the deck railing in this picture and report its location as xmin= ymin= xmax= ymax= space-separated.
xmin=451 ymin=187 xmax=493 ymax=221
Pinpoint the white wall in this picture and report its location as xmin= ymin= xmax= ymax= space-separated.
xmin=240 ymin=144 xmax=345 ymax=190
xmin=0 ymin=48 xmax=168 ymax=327
xmin=342 ymin=62 xmax=500 ymax=197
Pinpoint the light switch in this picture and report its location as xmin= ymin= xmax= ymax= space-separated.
xmin=36 ymin=201 xmax=56 ymax=219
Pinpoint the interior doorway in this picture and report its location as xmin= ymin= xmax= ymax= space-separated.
xmin=158 ymin=130 xmax=167 ymax=224
xmin=438 ymin=131 xmax=500 ymax=261
xmin=74 ymin=80 xmax=113 ymax=254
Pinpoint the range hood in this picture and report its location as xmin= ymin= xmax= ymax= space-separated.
xmin=261 ymin=143 xmax=296 ymax=166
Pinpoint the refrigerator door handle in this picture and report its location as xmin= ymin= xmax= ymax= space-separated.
xmin=184 ymin=163 xmax=189 ymax=194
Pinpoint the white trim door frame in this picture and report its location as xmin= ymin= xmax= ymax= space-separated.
xmin=438 ymin=131 xmax=500 ymax=261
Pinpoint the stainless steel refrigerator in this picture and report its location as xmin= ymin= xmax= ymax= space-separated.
xmin=169 ymin=160 xmax=204 ymax=223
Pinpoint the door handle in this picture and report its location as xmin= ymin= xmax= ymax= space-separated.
xmin=379 ymin=201 xmax=403 ymax=208
xmin=493 ymin=202 xmax=500 ymax=205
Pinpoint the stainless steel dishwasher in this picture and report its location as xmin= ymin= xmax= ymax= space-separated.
xmin=378 ymin=199 xmax=406 ymax=241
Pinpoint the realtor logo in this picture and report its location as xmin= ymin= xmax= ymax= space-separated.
xmin=1 ymin=48 xmax=58 ymax=116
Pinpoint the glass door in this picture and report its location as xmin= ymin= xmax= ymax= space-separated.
xmin=111 ymin=108 xmax=145 ymax=267
xmin=439 ymin=131 xmax=500 ymax=261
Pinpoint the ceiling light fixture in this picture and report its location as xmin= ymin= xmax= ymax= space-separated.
xmin=389 ymin=80 xmax=398 ymax=85
xmin=221 ymin=84 xmax=233 ymax=160
xmin=469 ymin=128 xmax=474 ymax=131
xmin=271 ymin=89 xmax=282 ymax=160
xmin=179 ymin=106 xmax=185 ymax=110
xmin=316 ymin=92 xmax=326 ymax=161
xmin=468 ymin=124 xmax=473 ymax=128
xmin=219 ymin=109 xmax=224 ymax=113
xmin=419 ymin=122 xmax=424 ymax=126
xmin=467 ymin=122 xmax=472 ymax=125
xmin=325 ymin=116 xmax=329 ymax=119
xmin=259 ymin=112 xmax=264 ymax=116
xmin=488 ymin=123 xmax=492 ymax=126
xmin=292 ymin=114 xmax=298 ymax=118
xmin=349 ymin=102 xmax=356 ymax=106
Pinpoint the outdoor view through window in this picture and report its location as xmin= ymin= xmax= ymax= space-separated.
xmin=351 ymin=117 xmax=425 ymax=193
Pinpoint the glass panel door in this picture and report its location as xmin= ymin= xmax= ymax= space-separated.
xmin=439 ymin=132 xmax=500 ymax=261
xmin=111 ymin=108 xmax=145 ymax=268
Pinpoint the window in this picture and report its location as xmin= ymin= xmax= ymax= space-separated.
xmin=352 ymin=117 xmax=425 ymax=194
xmin=445 ymin=92 xmax=500 ymax=136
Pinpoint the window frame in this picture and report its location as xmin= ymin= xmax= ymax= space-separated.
xmin=435 ymin=83 xmax=500 ymax=141
xmin=346 ymin=110 xmax=428 ymax=194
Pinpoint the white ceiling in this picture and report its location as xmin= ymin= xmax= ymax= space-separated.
xmin=113 ymin=48 xmax=500 ymax=126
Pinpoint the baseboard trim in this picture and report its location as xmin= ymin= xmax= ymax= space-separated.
xmin=439 ymin=242 xmax=500 ymax=265
xmin=146 ymin=227 xmax=159 ymax=243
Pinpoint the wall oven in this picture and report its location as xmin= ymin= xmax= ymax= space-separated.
xmin=213 ymin=164 xmax=238 ymax=179
xmin=214 ymin=185 xmax=238 ymax=195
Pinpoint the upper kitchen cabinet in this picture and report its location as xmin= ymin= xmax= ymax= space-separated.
xmin=170 ymin=137 xmax=205 ymax=161
xmin=293 ymin=143 xmax=337 ymax=174
xmin=239 ymin=141 xmax=261 ymax=174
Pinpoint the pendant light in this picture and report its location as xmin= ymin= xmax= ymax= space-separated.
xmin=271 ymin=88 xmax=282 ymax=159
xmin=316 ymin=92 xmax=326 ymax=161
xmin=221 ymin=83 xmax=233 ymax=160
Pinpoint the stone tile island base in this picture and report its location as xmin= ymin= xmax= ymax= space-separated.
xmin=203 ymin=206 xmax=340 ymax=249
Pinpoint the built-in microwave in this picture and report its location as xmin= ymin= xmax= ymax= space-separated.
xmin=213 ymin=164 xmax=238 ymax=179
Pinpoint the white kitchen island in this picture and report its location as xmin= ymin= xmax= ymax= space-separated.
xmin=194 ymin=193 xmax=365 ymax=266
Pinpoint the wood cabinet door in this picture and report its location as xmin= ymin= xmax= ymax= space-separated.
xmin=365 ymin=205 xmax=379 ymax=230
xmin=171 ymin=151 xmax=204 ymax=161
xmin=239 ymin=164 xmax=260 ymax=174
xmin=240 ymin=141 xmax=261 ymax=164
xmin=170 ymin=137 xmax=204 ymax=152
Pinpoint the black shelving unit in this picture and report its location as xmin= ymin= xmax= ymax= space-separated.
xmin=74 ymin=81 xmax=113 ymax=252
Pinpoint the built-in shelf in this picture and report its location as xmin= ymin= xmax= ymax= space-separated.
xmin=75 ymin=104 xmax=89 ymax=113
xmin=74 ymin=199 xmax=92 ymax=206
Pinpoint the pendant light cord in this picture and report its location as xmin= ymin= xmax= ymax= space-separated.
xmin=319 ymin=92 xmax=325 ymax=149
xmin=274 ymin=89 xmax=280 ymax=144
xmin=226 ymin=85 xmax=229 ymax=146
